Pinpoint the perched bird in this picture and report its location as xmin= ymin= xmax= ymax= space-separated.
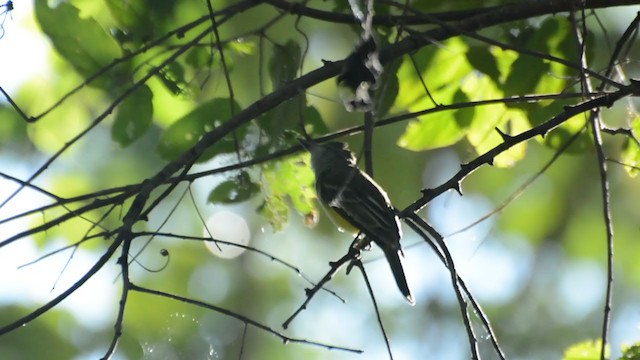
xmin=337 ymin=35 xmax=382 ymax=112
xmin=299 ymin=138 xmax=414 ymax=305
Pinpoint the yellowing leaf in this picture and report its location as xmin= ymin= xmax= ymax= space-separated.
xmin=563 ymin=339 xmax=608 ymax=360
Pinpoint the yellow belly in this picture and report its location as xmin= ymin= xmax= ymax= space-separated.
xmin=320 ymin=202 xmax=360 ymax=235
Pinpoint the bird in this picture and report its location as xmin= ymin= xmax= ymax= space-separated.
xmin=336 ymin=35 xmax=381 ymax=112
xmin=299 ymin=138 xmax=414 ymax=305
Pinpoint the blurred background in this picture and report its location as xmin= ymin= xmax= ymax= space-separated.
xmin=1 ymin=0 xmax=640 ymax=359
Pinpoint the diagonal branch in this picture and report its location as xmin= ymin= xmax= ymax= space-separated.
xmin=131 ymin=284 xmax=363 ymax=354
xmin=402 ymin=83 xmax=639 ymax=215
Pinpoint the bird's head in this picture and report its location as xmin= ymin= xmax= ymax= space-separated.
xmin=298 ymin=138 xmax=357 ymax=173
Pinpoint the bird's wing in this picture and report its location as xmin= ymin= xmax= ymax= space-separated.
xmin=319 ymin=167 xmax=401 ymax=251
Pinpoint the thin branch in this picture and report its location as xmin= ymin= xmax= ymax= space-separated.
xmin=592 ymin=71 xmax=615 ymax=360
xmin=18 ymin=230 xmax=116 ymax=269
xmin=101 ymin=234 xmax=133 ymax=359
xmin=51 ymin=205 xmax=118 ymax=291
xmin=408 ymin=53 xmax=439 ymax=106
xmin=131 ymin=283 xmax=363 ymax=354
xmin=127 ymin=182 xmax=191 ymax=269
xmin=238 ymin=323 xmax=248 ymax=360
xmin=446 ymin=125 xmax=587 ymax=238
xmin=607 ymin=157 xmax=640 ymax=171
xmin=189 ymin=184 xmax=222 ymax=251
xmin=402 ymin=218 xmax=505 ymax=359
xmin=1 ymin=192 xmax=130 ymax=249
xmin=282 ymin=246 xmax=360 ymax=329
xmin=603 ymin=11 xmax=640 ymax=86
xmin=0 ymin=237 xmax=122 ymax=335
xmin=353 ymin=261 xmax=393 ymax=360
xmin=406 ymin=214 xmax=479 ymax=359
xmin=0 ymin=86 xmax=31 ymax=121
xmin=178 ymin=92 xmax=608 ymax=186
xmin=143 ymin=231 xmax=344 ymax=302
xmin=568 ymin=7 xmax=614 ymax=358
xmin=205 ymin=0 xmax=241 ymax=159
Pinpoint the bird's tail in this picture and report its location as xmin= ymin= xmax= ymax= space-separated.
xmin=382 ymin=247 xmax=415 ymax=305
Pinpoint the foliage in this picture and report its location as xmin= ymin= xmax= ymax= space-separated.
xmin=1 ymin=0 xmax=640 ymax=359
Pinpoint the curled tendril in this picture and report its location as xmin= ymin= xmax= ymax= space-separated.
xmin=0 ymin=1 xmax=14 ymax=40
xmin=132 ymin=249 xmax=170 ymax=273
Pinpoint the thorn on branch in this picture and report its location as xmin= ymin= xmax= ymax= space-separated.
xmin=283 ymin=247 xmax=359 ymax=328
xmin=495 ymin=127 xmax=512 ymax=141
xmin=621 ymin=80 xmax=640 ymax=104
xmin=420 ymin=187 xmax=438 ymax=199
xmin=459 ymin=162 xmax=473 ymax=172
xmin=454 ymin=181 xmax=463 ymax=196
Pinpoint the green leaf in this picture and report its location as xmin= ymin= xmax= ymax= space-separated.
xmin=621 ymin=116 xmax=640 ymax=178
xmin=537 ymin=17 xmax=578 ymax=94
xmin=260 ymin=97 xmax=301 ymax=141
xmin=105 ymin=0 xmax=154 ymax=43
xmin=269 ymin=40 xmax=301 ymax=87
xmin=396 ymin=37 xmax=471 ymax=109
xmin=503 ymin=55 xmax=549 ymax=95
xmin=398 ymin=110 xmax=467 ymax=151
xmin=466 ymin=46 xmax=500 ymax=81
xmin=563 ymin=339 xmax=608 ymax=360
xmin=260 ymin=154 xmax=317 ymax=231
xmin=186 ymin=47 xmax=212 ymax=69
xmin=260 ymin=98 xmax=324 ymax=143
xmin=228 ymin=39 xmax=256 ymax=55
xmin=374 ymin=57 xmax=400 ymax=117
xmin=539 ymin=17 xmax=574 ymax=60
xmin=256 ymin=40 xmax=304 ymax=141
xmin=463 ymin=74 xmax=529 ymax=167
xmin=158 ymin=62 xmax=187 ymax=95
xmin=302 ymin=106 xmax=329 ymax=137
xmin=259 ymin=194 xmax=289 ymax=232
xmin=492 ymin=47 xmax=518 ymax=84
xmin=396 ymin=38 xmax=475 ymax=151
xmin=0 ymin=105 xmax=27 ymax=145
xmin=35 ymin=0 xmax=123 ymax=89
xmin=208 ymin=171 xmax=260 ymax=204
xmin=112 ymin=84 xmax=154 ymax=147
xmin=503 ymin=17 xmax=577 ymax=96
xmin=157 ymin=98 xmax=243 ymax=162
xmin=542 ymin=106 xmax=591 ymax=154
xmin=620 ymin=343 xmax=640 ymax=360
